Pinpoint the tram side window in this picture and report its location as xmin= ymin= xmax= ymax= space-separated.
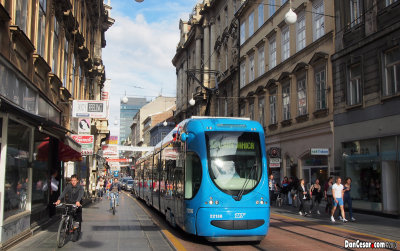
xmin=185 ymin=152 xmax=202 ymax=200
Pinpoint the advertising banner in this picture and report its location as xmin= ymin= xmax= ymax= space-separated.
xmin=72 ymin=100 xmax=107 ymax=118
xmin=71 ymin=135 xmax=94 ymax=155
xmin=78 ymin=118 xmax=91 ymax=134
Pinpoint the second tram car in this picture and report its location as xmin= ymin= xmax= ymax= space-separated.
xmin=133 ymin=117 xmax=270 ymax=241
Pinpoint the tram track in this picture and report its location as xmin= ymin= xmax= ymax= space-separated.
xmin=270 ymin=216 xmax=395 ymax=250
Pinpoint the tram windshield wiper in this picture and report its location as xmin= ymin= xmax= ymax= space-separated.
xmin=233 ymin=162 xmax=257 ymax=201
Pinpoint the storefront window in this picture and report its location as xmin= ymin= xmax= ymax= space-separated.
xmin=343 ymin=139 xmax=382 ymax=209
xmin=302 ymin=154 xmax=328 ymax=186
xmin=4 ymin=120 xmax=30 ymax=220
xmin=32 ymin=132 xmax=50 ymax=207
xmin=381 ymin=136 xmax=398 ymax=213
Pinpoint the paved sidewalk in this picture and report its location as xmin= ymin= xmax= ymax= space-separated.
xmin=10 ymin=193 xmax=174 ymax=251
xmin=271 ymin=203 xmax=400 ymax=242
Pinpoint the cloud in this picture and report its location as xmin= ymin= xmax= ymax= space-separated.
xmin=102 ymin=0 xmax=198 ymax=136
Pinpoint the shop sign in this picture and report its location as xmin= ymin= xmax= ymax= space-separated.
xmin=102 ymin=145 xmax=118 ymax=157
xmin=72 ymin=100 xmax=107 ymax=118
xmin=269 ymin=147 xmax=281 ymax=158
xmin=78 ymin=118 xmax=91 ymax=134
xmin=71 ymin=135 xmax=94 ymax=155
xmin=269 ymin=163 xmax=280 ymax=168
xmin=269 ymin=158 xmax=281 ymax=164
xmin=311 ymin=148 xmax=329 ymax=155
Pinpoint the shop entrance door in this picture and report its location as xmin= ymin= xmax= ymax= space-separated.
xmin=303 ymin=166 xmax=328 ymax=187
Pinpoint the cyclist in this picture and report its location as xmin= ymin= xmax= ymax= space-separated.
xmin=55 ymin=174 xmax=84 ymax=234
xmin=109 ymin=178 xmax=120 ymax=210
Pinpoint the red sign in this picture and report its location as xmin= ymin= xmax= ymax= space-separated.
xmin=71 ymin=135 xmax=94 ymax=155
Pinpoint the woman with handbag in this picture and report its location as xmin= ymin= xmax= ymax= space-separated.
xmin=298 ymin=179 xmax=309 ymax=216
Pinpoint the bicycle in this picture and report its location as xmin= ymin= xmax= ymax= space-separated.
xmin=55 ymin=203 xmax=80 ymax=247
xmin=110 ymin=192 xmax=118 ymax=215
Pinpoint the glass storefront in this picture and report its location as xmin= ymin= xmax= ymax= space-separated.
xmin=4 ymin=119 xmax=30 ymax=220
xmin=343 ymin=136 xmax=399 ymax=214
xmin=302 ymin=154 xmax=328 ymax=187
xmin=31 ymin=132 xmax=50 ymax=208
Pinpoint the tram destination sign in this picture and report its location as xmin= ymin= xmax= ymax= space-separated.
xmin=311 ymin=148 xmax=330 ymax=155
xmin=72 ymin=100 xmax=107 ymax=118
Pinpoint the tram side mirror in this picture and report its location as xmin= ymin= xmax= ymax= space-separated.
xmin=180 ymin=133 xmax=188 ymax=142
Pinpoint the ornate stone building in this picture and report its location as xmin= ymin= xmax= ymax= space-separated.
xmin=173 ymin=0 xmax=240 ymax=121
xmin=0 ymin=0 xmax=113 ymax=247
xmin=237 ymin=0 xmax=335 ymax=185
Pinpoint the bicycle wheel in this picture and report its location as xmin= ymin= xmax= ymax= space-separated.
xmin=57 ymin=217 xmax=68 ymax=248
xmin=113 ymin=197 xmax=116 ymax=215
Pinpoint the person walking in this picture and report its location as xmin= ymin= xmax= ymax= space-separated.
xmin=330 ymin=177 xmax=347 ymax=222
xmin=325 ymin=177 xmax=334 ymax=214
xmin=309 ymin=179 xmax=322 ymax=215
xmin=96 ymin=177 xmax=104 ymax=200
xmin=269 ymin=174 xmax=277 ymax=203
xmin=287 ymin=177 xmax=294 ymax=206
xmin=298 ymin=179 xmax=309 ymax=216
xmin=343 ymin=177 xmax=356 ymax=221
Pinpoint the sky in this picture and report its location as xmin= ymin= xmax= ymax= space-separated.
xmin=102 ymin=0 xmax=199 ymax=137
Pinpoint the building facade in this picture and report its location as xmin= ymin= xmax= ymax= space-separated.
xmin=332 ymin=0 xmax=400 ymax=215
xmin=0 ymin=0 xmax=113 ymax=247
xmin=119 ymin=97 xmax=148 ymax=145
xmin=173 ymin=0 xmax=240 ymax=121
xmin=237 ymin=0 xmax=335 ymax=185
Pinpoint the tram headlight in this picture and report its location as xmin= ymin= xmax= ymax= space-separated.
xmin=260 ymin=201 xmax=264 ymax=204
xmin=209 ymin=200 xmax=213 ymax=205
xmin=215 ymin=200 xmax=219 ymax=205
xmin=256 ymin=201 xmax=259 ymax=205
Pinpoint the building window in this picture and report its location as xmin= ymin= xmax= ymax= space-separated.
xmin=269 ymin=0 xmax=276 ymax=18
xmin=269 ymin=89 xmax=277 ymax=124
xmin=249 ymin=102 xmax=255 ymax=120
xmin=258 ymin=97 xmax=265 ymax=127
xmin=315 ymin=67 xmax=327 ymax=110
xmin=240 ymin=21 xmax=245 ymax=45
xmin=258 ymin=4 xmax=264 ymax=29
xmin=63 ymin=38 xmax=68 ymax=87
xmin=297 ymin=76 xmax=307 ymax=115
xmin=71 ymin=54 xmax=75 ymax=98
xmin=240 ymin=61 xmax=246 ymax=88
xmin=296 ymin=11 xmax=306 ymax=52
xmin=37 ymin=0 xmax=46 ymax=57
xmin=15 ymin=0 xmax=28 ymax=33
xmin=249 ymin=12 xmax=254 ymax=37
xmin=383 ymin=47 xmax=400 ymax=96
xmin=313 ymin=0 xmax=325 ymax=41
xmin=258 ymin=46 xmax=265 ymax=77
xmin=4 ymin=119 xmax=30 ymax=220
xmin=53 ymin=17 xmax=59 ymax=74
xmin=240 ymin=104 xmax=245 ymax=117
xmin=350 ymin=0 xmax=361 ymax=27
xmin=386 ymin=0 xmax=399 ymax=7
xmin=281 ymin=26 xmax=290 ymax=61
xmin=282 ymin=83 xmax=291 ymax=120
xmin=269 ymin=36 xmax=276 ymax=69
xmin=348 ymin=64 xmax=362 ymax=105
xmin=249 ymin=54 xmax=255 ymax=82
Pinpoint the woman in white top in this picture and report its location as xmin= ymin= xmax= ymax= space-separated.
xmin=297 ymin=179 xmax=309 ymax=216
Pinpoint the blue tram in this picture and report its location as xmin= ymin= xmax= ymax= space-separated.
xmin=133 ymin=117 xmax=270 ymax=242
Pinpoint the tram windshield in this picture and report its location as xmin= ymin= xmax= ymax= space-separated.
xmin=206 ymin=132 xmax=262 ymax=196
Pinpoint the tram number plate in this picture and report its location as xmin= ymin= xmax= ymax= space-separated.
xmin=235 ymin=213 xmax=246 ymax=218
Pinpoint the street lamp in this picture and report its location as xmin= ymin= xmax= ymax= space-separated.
xmin=284 ymin=0 xmax=297 ymax=25
xmin=189 ymin=93 xmax=195 ymax=106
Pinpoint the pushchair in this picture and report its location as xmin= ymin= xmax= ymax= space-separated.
xmin=275 ymin=186 xmax=284 ymax=207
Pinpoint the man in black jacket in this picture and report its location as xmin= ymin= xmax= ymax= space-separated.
xmin=55 ymin=174 xmax=84 ymax=233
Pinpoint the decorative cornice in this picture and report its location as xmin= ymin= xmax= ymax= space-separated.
xmin=9 ymin=25 xmax=35 ymax=53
